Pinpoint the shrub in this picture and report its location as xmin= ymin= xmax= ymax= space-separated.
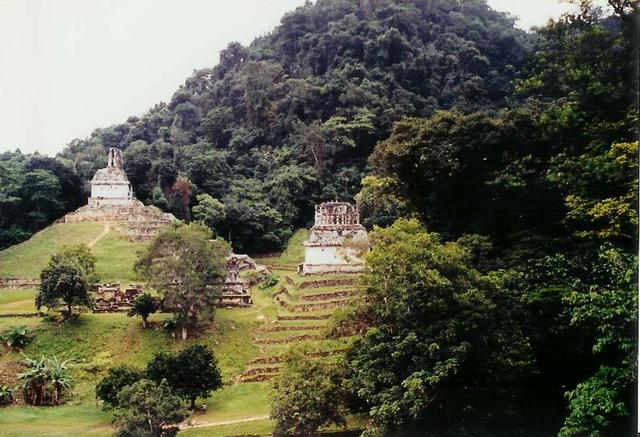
xmin=259 ymin=274 xmax=279 ymax=290
xmin=96 ymin=365 xmax=145 ymax=409
xmin=0 ymin=326 xmax=31 ymax=350
xmin=0 ymin=385 xmax=13 ymax=406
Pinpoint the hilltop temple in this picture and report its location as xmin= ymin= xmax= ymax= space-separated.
xmin=298 ymin=201 xmax=370 ymax=275
xmin=63 ymin=148 xmax=175 ymax=241
xmin=87 ymin=147 xmax=136 ymax=207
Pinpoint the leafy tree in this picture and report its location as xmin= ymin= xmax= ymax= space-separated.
xmin=271 ymin=346 xmax=347 ymax=437
xmin=192 ymin=194 xmax=226 ymax=235
xmin=36 ymin=245 xmax=97 ymax=319
xmin=112 ymin=379 xmax=188 ymax=437
xmin=134 ymin=223 xmax=229 ymax=340
xmin=146 ymin=344 xmax=223 ymax=409
xmin=96 ymin=365 xmax=145 ymax=409
xmin=343 ymin=219 xmax=533 ymax=434
xmin=127 ymin=293 xmax=158 ymax=328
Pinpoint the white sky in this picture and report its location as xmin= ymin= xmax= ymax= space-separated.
xmin=0 ymin=0 xmax=611 ymax=155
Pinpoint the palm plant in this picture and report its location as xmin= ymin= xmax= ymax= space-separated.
xmin=17 ymin=354 xmax=73 ymax=406
xmin=46 ymin=355 xmax=73 ymax=405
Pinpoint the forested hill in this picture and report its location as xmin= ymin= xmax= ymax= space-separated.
xmin=0 ymin=0 xmax=531 ymax=252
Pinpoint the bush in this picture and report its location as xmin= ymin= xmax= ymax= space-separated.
xmin=0 ymin=326 xmax=31 ymax=350
xmin=259 ymin=274 xmax=279 ymax=290
xmin=96 ymin=365 xmax=145 ymax=409
xmin=0 ymin=385 xmax=14 ymax=406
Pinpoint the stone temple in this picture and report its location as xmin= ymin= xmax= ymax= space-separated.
xmin=63 ymin=148 xmax=176 ymax=241
xmin=298 ymin=201 xmax=370 ymax=275
xmin=88 ymin=148 xmax=135 ymax=207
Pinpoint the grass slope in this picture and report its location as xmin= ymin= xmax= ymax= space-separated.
xmin=0 ymin=223 xmax=104 ymax=278
xmin=0 ymin=222 xmax=144 ymax=282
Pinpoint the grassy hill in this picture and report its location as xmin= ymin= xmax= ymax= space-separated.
xmin=0 ymin=228 xmax=363 ymax=436
xmin=0 ymin=222 xmax=144 ymax=282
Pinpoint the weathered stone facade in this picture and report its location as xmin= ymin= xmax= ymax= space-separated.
xmin=298 ymin=202 xmax=369 ymax=275
xmin=62 ymin=148 xmax=176 ymax=241
xmin=92 ymin=283 xmax=143 ymax=313
xmin=88 ymin=148 xmax=135 ymax=207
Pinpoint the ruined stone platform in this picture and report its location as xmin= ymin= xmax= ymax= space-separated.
xmin=62 ymin=202 xmax=176 ymax=241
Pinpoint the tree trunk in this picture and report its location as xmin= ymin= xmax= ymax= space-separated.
xmin=142 ymin=316 xmax=148 ymax=328
xmin=181 ymin=326 xmax=188 ymax=340
xmin=190 ymin=397 xmax=196 ymax=410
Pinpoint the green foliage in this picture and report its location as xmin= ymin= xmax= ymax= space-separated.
xmin=0 ymin=152 xmax=85 ymax=249
xmin=112 ymin=379 xmax=188 ymax=437
xmin=36 ymin=244 xmax=97 ymax=318
xmin=18 ymin=354 xmax=73 ymax=406
xmin=146 ymin=344 xmax=223 ymax=409
xmin=258 ymin=274 xmax=279 ymax=290
xmin=344 ymin=219 xmax=533 ymax=432
xmin=0 ymin=325 xmax=31 ymax=350
xmin=127 ymin=293 xmax=158 ymax=328
xmin=135 ymin=222 xmax=230 ymax=339
xmin=95 ymin=364 xmax=145 ymax=409
xmin=192 ymin=193 xmax=226 ymax=236
xmin=559 ymin=366 xmax=631 ymax=437
xmin=0 ymin=385 xmax=13 ymax=406
xmin=270 ymin=345 xmax=346 ymax=437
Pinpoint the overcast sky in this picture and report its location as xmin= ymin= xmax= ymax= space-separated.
xmin=0 ymin=0 xmax=611 ymax=155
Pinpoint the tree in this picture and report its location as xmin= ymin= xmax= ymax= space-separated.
xmin=343 ymin=219 xmax=533 ymax=434
xmin=134 ymin=223 xmax=229 ymax=340
xmin=36 ymin=244 xmax=97 ymax=319
xmin=112 ymin=379 xmax=188 ymax=437
xmin=192 ymin=194 xmax=226 ymax=235
xmin=146 ymin=344 xmax=223 ymax=409
xmin=127 ymin=293 xmax=158 ymax=328
xmin=96 ymin=365 xmax=145 ymax=409
xmin=270 ymin=346 xmax=347 ymax=437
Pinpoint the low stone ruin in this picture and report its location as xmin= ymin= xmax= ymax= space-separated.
xmin=218 ymin=255 xmax=255 ymax=307
xmin=0 ymin=277 xmax=40 ymax=289
xmin=92 ymin=283 xmax=143 ymax=313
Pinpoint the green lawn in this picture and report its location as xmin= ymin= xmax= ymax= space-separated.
xmin=92 ymin=230 xmax=145 ymax=282
xmin=0 ymin=289 xmax=37 ymax=314
xmin=0 ymin=223 xmax=104 ymax=278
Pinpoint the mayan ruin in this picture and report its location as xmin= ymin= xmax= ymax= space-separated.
xmin=63 ymin=148 xmax=176 ymax=240
xmin=298 ymin=201 xmax=370 ymax=275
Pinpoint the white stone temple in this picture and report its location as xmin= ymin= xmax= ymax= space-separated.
xmin=88 ymin=148 xmax=135 ymax=207
xmin=298 ymin=201 xmax=370 ymax=275
xmin=63 ymin=148 xmax=176 ymax=241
